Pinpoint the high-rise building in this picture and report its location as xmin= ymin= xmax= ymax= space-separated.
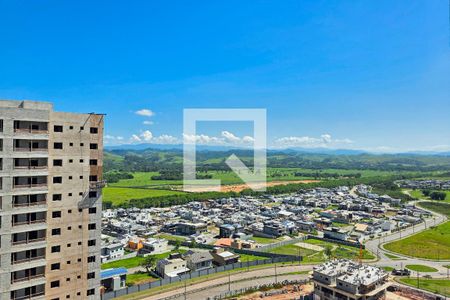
xmin=0 ymin=100 xmax=104 ymax=300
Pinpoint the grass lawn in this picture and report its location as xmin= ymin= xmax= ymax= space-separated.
xmin=239 ymin=253 xmax=269 ymax=262
xmin=381 ymin=266 xmax=394 ymax=272
xmin=103 ymin=186 xmax=185 ymax=206
xmin=126 ymin=272 xmax=159 ymax=286
xmin=305 ymin=239 xmax=375 ymax=260
xmin=398 ymin=278 xmax=450 ymax=297
xmin=102 ymin=256 xmax=145 ymax=269
xmin=101 ymin=250 xmax=188 ymax=270
xmin=384 ymin=253 xmax=404 ymax=260
xmin=407 ymin=189 xmax=450 ymax=204
xmin=405 ymin=264 xmax=438 ymax=272
xmin=384 ymin=221 xmax=450 ymax=260
xmin=268 ymin=239 xmax=375 ymax=263
xmin=417 ymin=202 xmax=450 ymax=217
xmin=252 ymin=236 xmax=282 ymax=244
xmin=155 ymin=233 xmax=187 ymax=242
xmin=269 ymin=244 xmax=316 ymax=257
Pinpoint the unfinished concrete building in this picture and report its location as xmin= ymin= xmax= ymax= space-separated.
xmin=312 ymin=260 xmax=390 ymax=300
xmin=0 ymin=100 xmax=104 ymax=300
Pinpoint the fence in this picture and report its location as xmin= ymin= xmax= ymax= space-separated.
xmin=306 ymin=235 xmax=365 ymax=249
xmin=102 ymin=251 xmax=137 ymax=264
xmin=207 ymin=280 xmax=313 ymax=300
xmin=167 ymin=239 xmax=304 ymax=260
xmin=101 ymin=256 xmax=300 ymax=300
xmin=389 ymin=284 xmax=447 ymax=300
xmin=256 ymin=237 xmax=307 ymax=252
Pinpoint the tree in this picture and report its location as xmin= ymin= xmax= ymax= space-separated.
xmin=324 ymin=245 xmax=333 ymax=258
xmin=422 ymin=189 xmax=431 ymax=197
xmin=141 ymin=256 xmax=157 ymax=273
xmin=430 ymin=191 xmax=446 ymax=201
xmin=174 ymin=240 xmax=181 ymax=250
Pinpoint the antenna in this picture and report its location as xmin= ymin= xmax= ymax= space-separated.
xmin=359 ymin=243 xmax=363 ymax=265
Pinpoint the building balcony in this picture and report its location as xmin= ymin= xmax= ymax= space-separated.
xmin=13 ymin=194 xmax=47 ymax=208
xmin=13 ymin=183 xmax=47 ymax=189
xmin=12 ymin=230 xmax=46 ymax=246
xmin=12 ymin=219 xmax=46 ymax=227
xmin=11 ymin=266 xmax=46 ymax=284
xmin=13 ymin=147 xmax=48 ymax=152
xmin=11 ymin=291 xmax=45 ymax=300
xmin=14 ymin=158 xmax=48 ymax=170
xmin=13 ymin=177 xmax=48 ymax=190
xmin=13 ymin=139 xmax=48 ymax=152
xmin=10 ymin=283 xmax=45 ymax=300
xmin=12 ymin=255 xmax=45 ymax=265
xmin=11 ymin=237 xmax=46 ymax=246
xmin=13 ymin=121 xmax=48 ymax=135
xmin=11 ymin=273 xmax=45 ymax=284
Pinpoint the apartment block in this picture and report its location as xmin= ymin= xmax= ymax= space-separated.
xmin=0 ymin=100 xmax=104 ymax=300
xmin=312 ymin=260 xmax=389 ymax=300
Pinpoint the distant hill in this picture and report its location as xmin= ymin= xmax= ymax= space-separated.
xmin=103 ymin=146 xmax=450 ymax=173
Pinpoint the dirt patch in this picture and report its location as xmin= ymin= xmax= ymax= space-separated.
xmin=294 ymin=242 xmax=324 ymax=252
xmin=236 ymin=284 xmax=313 ymax=300
xmin=181 ymin=180 xmax=320 ymax=193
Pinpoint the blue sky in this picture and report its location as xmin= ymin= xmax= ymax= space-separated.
xmin=1 ymin=1 xmax=449 ymax=152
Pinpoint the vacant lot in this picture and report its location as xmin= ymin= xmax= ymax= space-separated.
xmin=398 ymin=278 xmax=450 ymax=297
xmin=103 ymin=187 xmax=185 ymax=206
xmin=268 ymin=239 xmax=374 ymax=263
xmin=408 ymin=189 xmax=450 ymax=203
xmin=418 ymin=201 xmax=450 ymax=217
xmin=384 ymin=221 xmax=450 ymax=260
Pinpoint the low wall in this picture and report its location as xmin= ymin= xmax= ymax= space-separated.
xmin=101 ymin=256 xmax=300 ymax=300
xmin=306 ymin=235 xmax=365 ymax=249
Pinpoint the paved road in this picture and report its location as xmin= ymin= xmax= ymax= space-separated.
xmin=366 ymin=200 xmax=450 ymax=276
xmin=141 ymin=265 xmax=312 ymax=300
xmin=133 ymin=199 xmax=450 ymax=299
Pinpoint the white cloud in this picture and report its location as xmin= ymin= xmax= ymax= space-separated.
xmin=135 ymin=109 xmax=155 ymax=117
xmin=130 ymin=134 xmax=142 ymax=143
xmin=183 ymin=131 xmax=255 ymax=146
xmin=128 ymin=130 xmax=179 ymax=144
xmin=140 ymin=130 xmax=153 ymax=141
xmin=104 ymin=135 xmax=126 ymax=144
xmin=143 ymin=120 xmax=154 ymax=125
xmin=153 ymin=134 xmax=179 ymax=144
xmin=221 ymin=131 xmax=241 ymax=143
xmin=274 ymin=134 xmax=353 ymax=148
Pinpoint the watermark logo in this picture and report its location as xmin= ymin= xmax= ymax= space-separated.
xmin=183 ymin=108 xmax=267 ymax=192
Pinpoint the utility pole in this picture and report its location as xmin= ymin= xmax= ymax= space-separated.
xmin=274 ymin=263 xmax=278 ymax=284
xmin=417 ymin=271 xmax=420 ymax=289
xmin=228 ymin=271 xmax=231 ymax=292
xmin=184 ymin=277 xmax=187 ymax=300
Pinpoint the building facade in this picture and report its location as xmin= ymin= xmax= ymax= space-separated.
xmin=0 ymin=100 xmax=104 ymax=300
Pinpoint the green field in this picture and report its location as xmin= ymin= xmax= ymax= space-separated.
xmin=102 ymin=256 xmax=145 ymax=269
xmin=408 ymin=189 xmax=450 ymax=203
xmin=238 ymin=253 xmax=269 ymax=262
xmin=101 ymin=250 xmax=187 ymax=269
xmin=384 ymin=253 xmax=404 ymax=260
xmin=398 ymin=278 xmax=450 ymax=297
xmin=126 ymin=272 xmax=158 ymax=286
xmin=417 ymin=201 xmax=450 ymax=217
xmin=251 ymin=236 xmax=283 ymax=244
xmin=268 ymin=239 xmax=375 ymax=263
xmin=384 ymin=221 xmax=450 ymax=260
xmin=103 ymin=187 xmax=185 ymax=205
xmin=406 ymin=264 xmax=438 ymax=272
